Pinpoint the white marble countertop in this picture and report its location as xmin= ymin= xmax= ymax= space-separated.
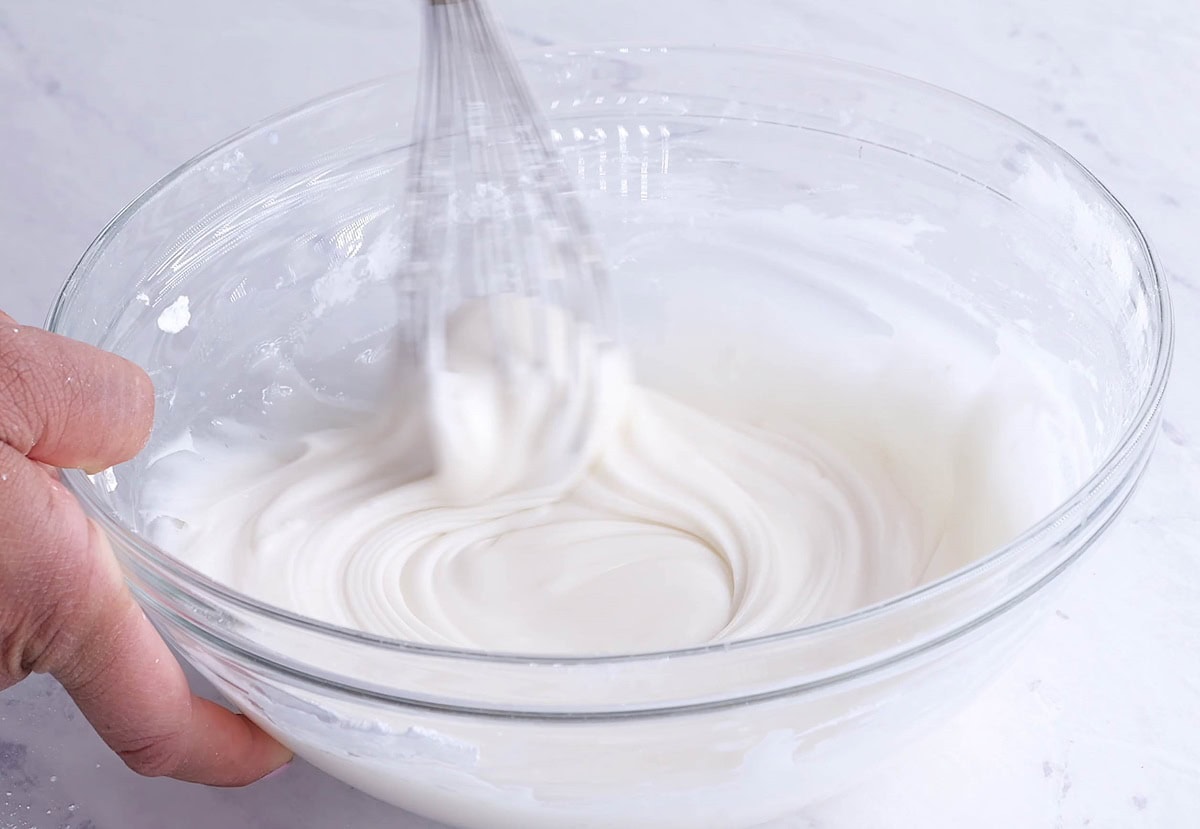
xmin=1 ymin=1 xmax=1197 ymax=827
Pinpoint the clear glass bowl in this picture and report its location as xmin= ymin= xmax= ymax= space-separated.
xmin=49 ymin=48 xmax=1170 ymax=829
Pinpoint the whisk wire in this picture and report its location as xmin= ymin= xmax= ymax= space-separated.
xmin=407 ymin=0 xmax=612 ymax=383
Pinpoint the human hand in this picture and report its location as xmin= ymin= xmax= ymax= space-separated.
xmin=0 ymin=310 xmax=291 ymax=785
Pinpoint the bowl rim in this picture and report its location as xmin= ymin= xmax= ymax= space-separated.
xmin=49 ymin=45 xmax=1174 ymax=670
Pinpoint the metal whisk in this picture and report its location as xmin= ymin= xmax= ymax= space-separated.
xmin=404 ymin=0 xmax=614 ymax=379
xmin=399 ymin=0 xmax=621 ymax=499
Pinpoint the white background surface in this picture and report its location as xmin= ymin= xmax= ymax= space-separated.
xmin=1 ymin=1 xmax=1197 ymax=827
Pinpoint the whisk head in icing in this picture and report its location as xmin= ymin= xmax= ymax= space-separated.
xmin=401 ymin=0 xmax=622 ymax=499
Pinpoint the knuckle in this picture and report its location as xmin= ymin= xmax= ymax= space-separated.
xmin=0 ymin=323 xmax=89 ymax=453
xmin=0 ymin=620 xmax=29 ymax=679
xmin=115 ymin=729 xmax=189 ymax=778
xmin=0 ymin=338 xmax=40 ymax=452
xmin=0 ymin=326 xmax=75 ymax=454
xmin=0 ymin=455 xmax=98 ymax=679
xmin=0 ymin=630 xmax=28 ymax=684
xmin=0 ymin=603 xmax=52 ymax=683
xmin=0 ymin=555 xmax=90 ymax=680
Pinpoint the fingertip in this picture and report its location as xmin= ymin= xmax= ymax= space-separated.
xmin=78 ymin=358 xmax=156 ymax=473
xmin=180 ymin=699 xmax=295 ymax=786
xmin=242 ymin=713 xmax=295 ymax=780
xmin=126 ymin=359 xmax=156 ymax=449
xmin=258 ymin=756 xmax=295 ymax=784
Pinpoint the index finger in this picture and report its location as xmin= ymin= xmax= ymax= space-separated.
xmin=58 ymin=537 xmax=294 ymax=786
xmin=1 ymin=447 xmax=293 ymax=785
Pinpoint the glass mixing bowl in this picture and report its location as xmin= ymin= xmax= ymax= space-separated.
xmin=50 ymin=48 xmax=1170 ymax=829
